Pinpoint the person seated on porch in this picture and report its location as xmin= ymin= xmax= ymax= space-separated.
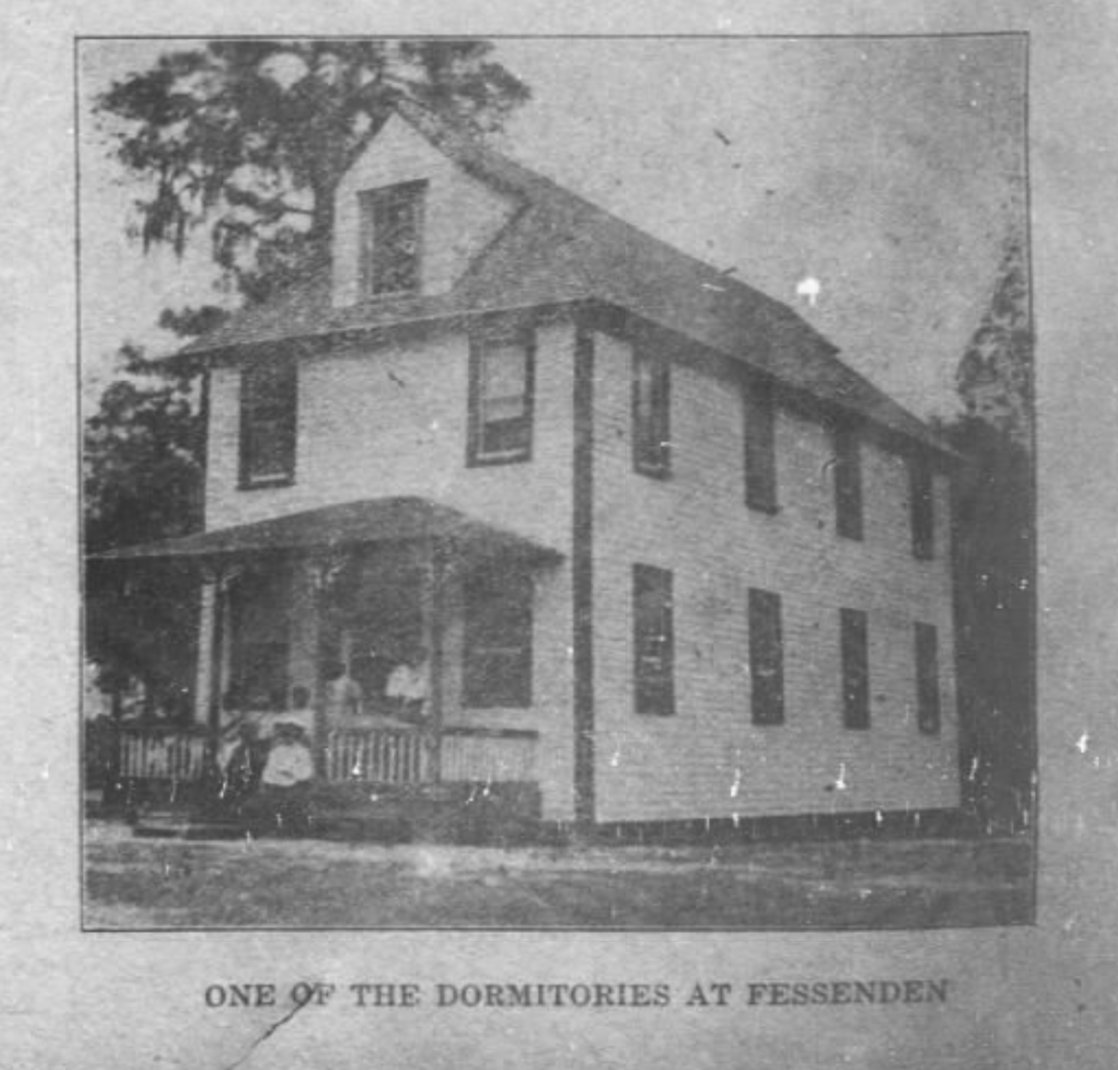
xmin=323 ymin=659 xmax=364 ymax=728
xmin=245 ymin=721 xmax=314 ymax=837
xmin=385 ymin=645 xmax=429 ymax=726
xmin=218 ymin=719 xmax=268 ymax=817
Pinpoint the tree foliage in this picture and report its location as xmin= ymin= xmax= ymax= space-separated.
xmin=97 ymin=39 xmax=530 ymax=305
xmin=85 ymin=40 xmax=530 ymax=708
xmin=945 ymin=235 xmax=1035 ymax=834
xmin=955 ymin=238 xmax=1032 ymax=447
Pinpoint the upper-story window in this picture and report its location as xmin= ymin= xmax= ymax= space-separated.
xmin=909 ymin=455 xmax=935 ymax=559
xmin=744 ymin=377 xmax=778 ymax=513
xmin=359 ymin=180 xmax=427 ymax=297
xmin=833 ymin=424 xmax=863 ymax=540
xmin=467 ymin=324 xmax=535 ymax=466
xmin=633 ymin=346 xmax=671 ymax=477
xmin=239 ymin=358 xmax=297 ymax=489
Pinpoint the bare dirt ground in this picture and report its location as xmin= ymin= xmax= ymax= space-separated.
xmin=82 ymin=820 xmax=1032 ymax=930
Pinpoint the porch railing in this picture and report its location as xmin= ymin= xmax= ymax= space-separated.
xmin=118 ymin=724 xmax=210 ymax=782
xmin=325 ymin=726 xmax=431 ymax=785
xmin=116 ymin=722 xmax=539 ymax=788
xmin=440 ymin=726 xmax=538 ymax=782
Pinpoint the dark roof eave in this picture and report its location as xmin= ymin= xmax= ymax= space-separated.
xmin=90 ymin=496 xmax=564 ymax=565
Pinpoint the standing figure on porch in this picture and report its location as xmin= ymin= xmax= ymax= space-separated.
xmin=323 ymin=659 xmax=364 ymax=727
xmin=386 ymin=645 xmax=429 ymax=725
xmin=246 ymin=721 xmax=314 ymax=837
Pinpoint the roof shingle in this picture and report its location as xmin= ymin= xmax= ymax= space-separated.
xmin=182 ymin=100 xmax=950 ymax=455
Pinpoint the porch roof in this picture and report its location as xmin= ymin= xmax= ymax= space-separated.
xmin=92 ymin=496 xmax=562 ymax=564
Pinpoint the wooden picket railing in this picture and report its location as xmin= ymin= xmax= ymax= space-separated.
xmin=325 ymin=726 xmax=431 ymax=785
xmin=118 ymin=724 xmax=210 ymax=783
xmin=440 ymin=726 xmax=538 ymax=782
xmin=117 ymin=722 xmax=539 ymax=788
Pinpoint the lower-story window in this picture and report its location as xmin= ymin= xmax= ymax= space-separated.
xmin=840 ymin=607 xmax=870 ymax=729
xmin=748 ymin=588 xmax=785 ymax=725
xmin=634 ymin=564 xmax=674 ymax=715
xmin=915 ymin=622 xmax=942 ymax=734
xmin=462 ymin=567 xmax=533 ymax=708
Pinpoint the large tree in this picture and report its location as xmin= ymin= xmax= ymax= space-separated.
xmin=84 ymin=40 xmax=530 ymax=712
xmin=945 ymin=235 xmax=1035 ymax=835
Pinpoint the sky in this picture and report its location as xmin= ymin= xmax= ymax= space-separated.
xmin=79 ymin=36 xmax=1026 ymax=421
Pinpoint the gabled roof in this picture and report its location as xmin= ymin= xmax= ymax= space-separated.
xmin=93 ymin=496 xmax=561 ymax=563
xmin=182 ymin=99 xmax=950 ymax=455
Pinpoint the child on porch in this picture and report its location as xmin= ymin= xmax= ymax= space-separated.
xmin=246 ymin=721 xmax=314 ymax=837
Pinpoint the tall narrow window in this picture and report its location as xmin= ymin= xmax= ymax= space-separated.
xmin=748 ymin=588 xmax=784 ymax=725
xmin=915 ymin=622 xmax=941 ymax=734
xmin=462 ymin=568 xmax=533 ymax=708
xmin=840 ymin=607 xmax=870 ymax=729
xmin=230 ymin=570 xmax=290 ymax=710
xmin=834 ymin=424 xmax=863 ymax=540
xmin=633 ymin=565 xmax=674 ymax=715
xmin=909 ymin=456 xmax=935 ymax=560
xmin=744 ymin=377 xmax=778 ymax=513
xmin=239 ymin=358 xmax=297 ymax=488
xmin=468 ymin=326 xmax=535 ymax=465
xmin=632 ymin=347 xmax=670 ymax=477
xmin=360 ymin=180 xmax=426 ymax=297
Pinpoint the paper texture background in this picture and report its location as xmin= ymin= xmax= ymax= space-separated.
xmin=2 ymin=1 xmax=1116 ymax=1066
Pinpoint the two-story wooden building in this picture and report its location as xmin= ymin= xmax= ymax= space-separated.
xmin=103 ymin=100 xmax=961 ymax=833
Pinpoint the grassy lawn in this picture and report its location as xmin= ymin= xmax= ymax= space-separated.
xmin=83 ymin=821 xmax=1033 ymax=930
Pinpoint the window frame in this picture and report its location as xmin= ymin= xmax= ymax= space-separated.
xmin=748 ymin=588 xmax=785 ymax=726
xmin=466 ymin=322 xmax=536 ymax=467
xmin=359 ymin=179 xmax=427 ymax=299
xmin=744 ymin=377 xmax=778 ymax=513
xmin=915 ymin=621 xmax=942 ymax=735
xmin=909 ymin=454 xmax=935 ymax=560
xmin=840 ymin=607 xmax=870 ymax=729
xmin=238 ymin=357 xmax=297 ymax=490
xmin=461 ymin=567 xmax=534 ymax=709
xmin=833 ymin=423 xmax=864 ymax=541
xmin=633 ymin=564 xmax=675 ymax=716
xmin=632 ymin=345 xmax=671 ymax=478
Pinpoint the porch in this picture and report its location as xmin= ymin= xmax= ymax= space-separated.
xmin=96 ymin=497 xmax=561 ymax=828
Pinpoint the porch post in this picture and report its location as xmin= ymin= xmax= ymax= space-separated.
xmin=310 ymin=562 xmax=328 ymax=780
xmin=193 ymin=570 xmax=217 ymax=727
xmin=193 ymin=560 xmax=228 ymax=770
xmin=427 ymin=539 xmax=447 ymax=783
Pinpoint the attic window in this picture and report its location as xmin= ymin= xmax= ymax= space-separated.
xmin=360 ymin=180 xmax=426 ymax=297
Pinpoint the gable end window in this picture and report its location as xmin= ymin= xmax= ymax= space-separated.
xmin=462 ymin=567 xmax=533 ymax=708
xmin=748 ymin=588 xmax=785 ymax=725
xmin=360 ymin=180 xmax=426 ymax=297
xmin=833 ymin=424 xmax=864 ymax=541
xmin=915 ymin=622 xmax=942 ymax=734
xmin=840 ymin=607 xmax=870 ymax=729
xmin=909 ymin=456 xmax=935 ymax=560
xmin=239 ymin=358 xmax=297 ymax=488
xmin=633 ymin=564 xmax=674 ymax=715
xmin=632 ymin=347 xmax=670 ymax=477
xmin=467 ymin=325 xmax=535 ymax=465
xmin=744 ymin=377 xmax=778 ymax=513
